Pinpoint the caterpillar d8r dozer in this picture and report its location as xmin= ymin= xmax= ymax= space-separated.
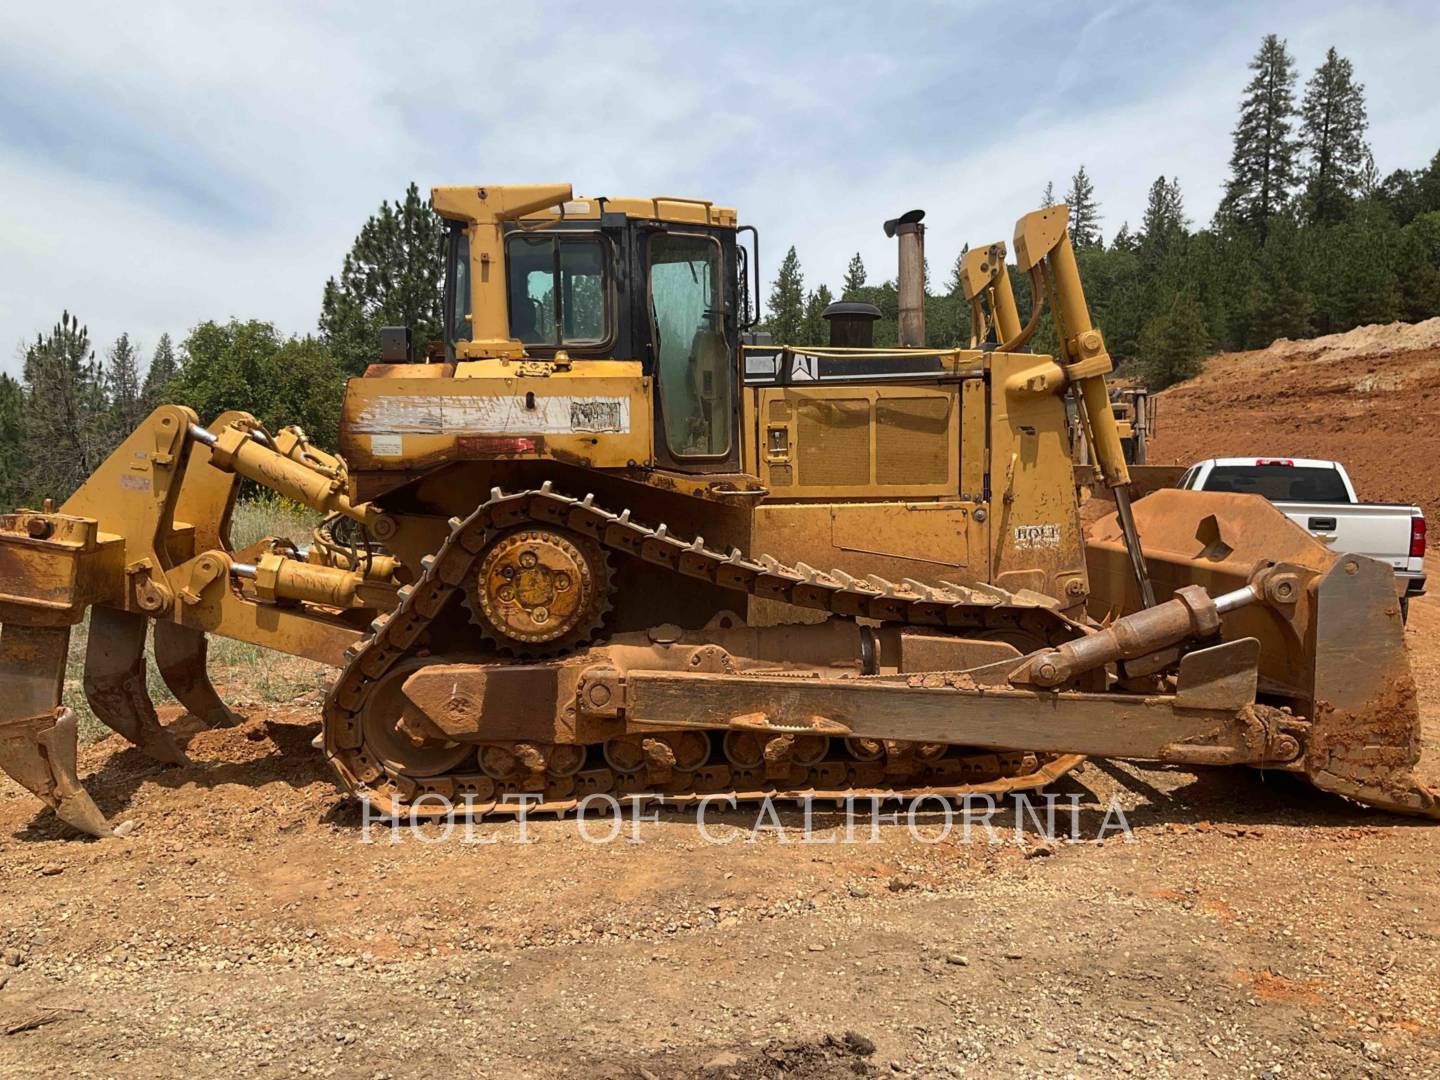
xmin=0 ymin=186 xmax=1433 ymax=839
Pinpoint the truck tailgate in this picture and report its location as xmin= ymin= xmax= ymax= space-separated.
xmin=1275 ymin=501 xmax=1422 ymax=572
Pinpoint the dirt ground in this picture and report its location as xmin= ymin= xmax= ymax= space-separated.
xmin=3 ymin=332 xmax=1440 ymax=1078
xmin=0 ymin=597 xmax=1435 ymax=1079
xmin=1147 ymin=318 xmax=1440 ymax=522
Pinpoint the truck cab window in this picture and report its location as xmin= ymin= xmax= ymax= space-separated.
xmin=648 ymin=233 xmax=731 ymax=458
xmin=506 ymin=234 xmax=608 ymax=347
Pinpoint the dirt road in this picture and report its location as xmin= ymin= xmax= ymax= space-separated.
xmin=1 ymin=593 xmax=1437 ymax=1078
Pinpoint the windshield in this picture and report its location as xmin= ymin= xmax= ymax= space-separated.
xmin=649 ymin=233 xmax=731 ymax=458
xmin=1203 ymin=464 xmax=1350 ymax=502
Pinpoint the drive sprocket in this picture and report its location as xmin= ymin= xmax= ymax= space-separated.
xmin=462 ymin=525 xmax=613 ymax=658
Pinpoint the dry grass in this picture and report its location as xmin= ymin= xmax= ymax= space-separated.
xmin=64 ymin=494 xmax=329 ymax=743
xmin=230 ymin=491 xmax=318 ymax=548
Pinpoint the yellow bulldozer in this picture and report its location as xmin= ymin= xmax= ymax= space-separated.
xmin=0 ymin=184 xmax=1431 ymax=838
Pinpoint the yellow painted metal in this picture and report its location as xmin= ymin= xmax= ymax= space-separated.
xmin=0 ymin=514 xmax=123 ymax=623
xmin=960 ymin=242 xmax=1022 ymax=343
xmin=210 ymin=426 xmax=380 ymax=528
xmin=1012 ymin=205 xmax=1129 ymax=489
xmin=753 ymin=383 xmax=959 ymax=500
xmin=431 ymin=184 xmax=575 ymax=359
xmin=252 ymin=553 xmax=387 ymax=610
xmin=959 ymin=378 xmax=987 ymax=501
xmin=746 ymin=499 xmax=987 ymax=627
xmin=986 ymin=352 xmax=1089 ymax=603
xmin=338 ymin=365 xmax=653 ymax=473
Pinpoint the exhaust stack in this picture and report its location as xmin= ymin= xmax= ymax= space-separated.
xmin=884 ymin=209 xmax=926 ymax=347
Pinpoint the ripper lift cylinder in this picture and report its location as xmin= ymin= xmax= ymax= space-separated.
xmin=191 ymin=424 xmax=380 ymax=528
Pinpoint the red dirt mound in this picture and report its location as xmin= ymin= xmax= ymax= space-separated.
xmin=1145 ymin=319 xmax=1440 ymax=523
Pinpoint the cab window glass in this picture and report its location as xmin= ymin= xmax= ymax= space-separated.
xmin=449 ymin=231 xmax=471 ymax=342
xmin=505 ymin=235 xmax=607 ymax=346
xmin=649 ymin=233 xmax=731 ymax=458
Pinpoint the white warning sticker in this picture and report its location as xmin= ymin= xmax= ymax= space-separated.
xmin=370 ymin=433 xmax=404 ymax=457
xmin=352 ymin=395 xmax=630 ymax=437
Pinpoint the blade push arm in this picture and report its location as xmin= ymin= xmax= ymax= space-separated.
xmin=1012 ymin=205 xmax=1156 ymax=607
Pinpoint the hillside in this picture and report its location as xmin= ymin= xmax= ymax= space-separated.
xmin=1145 ymin=318 xmax=1440 ymax=522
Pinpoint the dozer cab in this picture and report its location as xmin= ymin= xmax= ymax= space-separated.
xmin=0 ymin=184 xmax=1432 ymax=838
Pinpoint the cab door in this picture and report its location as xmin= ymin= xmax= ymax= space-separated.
xmin=644 ymin=229 xmax=742 ymax=473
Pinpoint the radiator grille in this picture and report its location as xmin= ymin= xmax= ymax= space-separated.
xmin=876 ymin=397 xmax=950 ymax=485
xmin=769 ymin=464 xmax=793 ymax=487
xmin=768 ymin=399 xmax=792 ymax=422
xmin=798 ymin=399 xmax=870 ymax=486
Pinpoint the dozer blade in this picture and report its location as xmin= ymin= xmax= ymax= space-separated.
xmin=153 ymin=621 xmax=241 ymax=729
xmin=1088 ymin=490 xmax=1438 ymax=819
xmin=0 ymin=623 xmax=113 ymax=837
xmin=1306 ymin=554 xmax=1439 ymax=818
xmin=83 ymin=607 xmax=188 ymax=764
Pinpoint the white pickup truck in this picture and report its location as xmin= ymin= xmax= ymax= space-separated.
xmin=1176 ymin=457 xmax=1427 ymax=619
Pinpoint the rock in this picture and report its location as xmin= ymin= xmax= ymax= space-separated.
xmin=946 ymin=953 xmax=968 ymax=966
xmin=1003 ymin=950 xmax=1023 ymax=960
xmin=3 ymin=949 xmax=22 ymax=967
xmin=702 ymin=1050 xmax=743 ymax=1070
xmin=888 ymin=875 xmax=918 ymax=893
xmin=807 ymin=942 xmax=826 ymax=952
xmin=113 ymin=819 xmax=138 ymax=838
xmin=1023 ymin=843 xmax=1054 ymax=859
xmin=843 ymin=1030 xmax=876 ymax=1055
xmin=1361 ymin=1040 xmax=1384 ymax=1061
xmin=39 ymin=863 xmax=63 ymax=876
xmin=334 ymin=956 xmax=357 ymax=969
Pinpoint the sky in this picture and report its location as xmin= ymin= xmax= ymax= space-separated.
xmin=3 ymin=0 xmax=1439 ymax=378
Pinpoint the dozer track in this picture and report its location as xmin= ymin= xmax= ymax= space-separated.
xmin=323 ymin=484 xmax=1089 ymax=818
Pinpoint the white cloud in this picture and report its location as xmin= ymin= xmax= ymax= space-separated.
xmin=1 ymin=0 xmax=1437 ymax=376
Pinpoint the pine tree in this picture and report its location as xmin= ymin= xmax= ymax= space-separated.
xmin=1300 ymin=47 xmax=1371 ymax=224
xmin=766 ymin=246 xmax=806 ymax=346
xmin=841 ymin=253 xmax=867 ymax=299
xmin=20 ymin=312 xmax=109 ymax=500
xmin=946 ymin=248 xmax=968 ymax=297
xmin=802 ymin=285 xmax=834 ymax=346
xmin=1040 ymin=181 xmax=1056 ymax=209
xmin=142 ymin=332 xmax=177 ymax=409
xmin=105 ymin=333 xmax=145 ymax=439
xmin=1138 ymin=294 xmax=1209 ymax=389
xmin=1141 ymin=176 xmax=1186 ymax=241
xmin=0 ymin=373 xmax=23 ymax=508
xmin=1139 ymin=176 xmax=1187 ymax=264
xmin=929 ymin=246 xmax=972 ymax=347
xmin=1110 ymin=223 xmax=1137 ymax=254
xmin=1219 ymin=34 xmax=1301 ymax=242
xmin=1067 ymin=166 xmax=1102 ymax=247
xmin=320 ymin=182 xmax=445 ymax=374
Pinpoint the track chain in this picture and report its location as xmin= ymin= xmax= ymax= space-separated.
xmin=321 ymin=483 xmax=1088 ymax=817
